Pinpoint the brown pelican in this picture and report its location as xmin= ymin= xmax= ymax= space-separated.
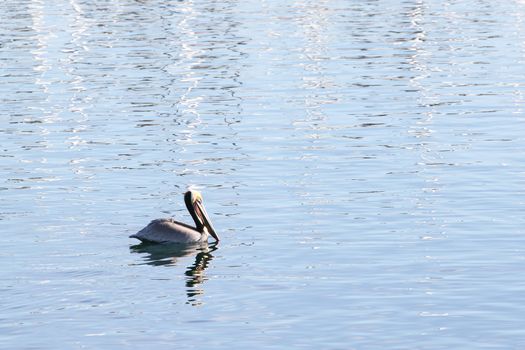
xmin=130 ymin=190 xmax=219 ymax=244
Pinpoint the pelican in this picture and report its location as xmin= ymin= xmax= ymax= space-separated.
xmin=130 ymin=190 xmax=219 ymax=244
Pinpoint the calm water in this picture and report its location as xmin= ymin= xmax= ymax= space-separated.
xmin=1 ymin=0 xmax=525 ymax=348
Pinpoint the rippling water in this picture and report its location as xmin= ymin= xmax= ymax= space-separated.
xmin=2 ymin=0 xmax=525 ymax=348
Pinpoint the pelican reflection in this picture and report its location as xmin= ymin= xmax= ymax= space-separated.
xmin=130 ymin=241 xmax=217 ymax=305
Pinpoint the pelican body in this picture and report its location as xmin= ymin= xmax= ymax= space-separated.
xmin=130 ymin=190 xmax=219 ymax=244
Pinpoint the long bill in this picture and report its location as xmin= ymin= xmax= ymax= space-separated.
xmin=194 ymin=200 xmax=219 ymax=242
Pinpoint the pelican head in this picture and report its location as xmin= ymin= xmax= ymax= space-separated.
xmin=184 ymin=190 xmax=219 ymax=242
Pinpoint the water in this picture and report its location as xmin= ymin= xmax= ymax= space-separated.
xmin=1 ymin=0 xmax=525 ymax=348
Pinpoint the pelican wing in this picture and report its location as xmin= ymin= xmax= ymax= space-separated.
xmin=130 ymin=218 xmax=203 ymax=243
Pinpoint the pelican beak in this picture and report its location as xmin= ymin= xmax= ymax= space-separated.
xmin=194 ymin=200 xmax=219 ymax=242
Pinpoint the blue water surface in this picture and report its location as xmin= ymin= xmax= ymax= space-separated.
xmin=1 ymin=0 xmax=525 ymax=348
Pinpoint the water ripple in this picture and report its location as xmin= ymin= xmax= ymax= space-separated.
xmin=1 ymin=0 xmax=525 ymax=348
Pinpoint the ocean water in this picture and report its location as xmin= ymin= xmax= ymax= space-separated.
xmin=1 ymin=0 xmax=525 ymax=348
